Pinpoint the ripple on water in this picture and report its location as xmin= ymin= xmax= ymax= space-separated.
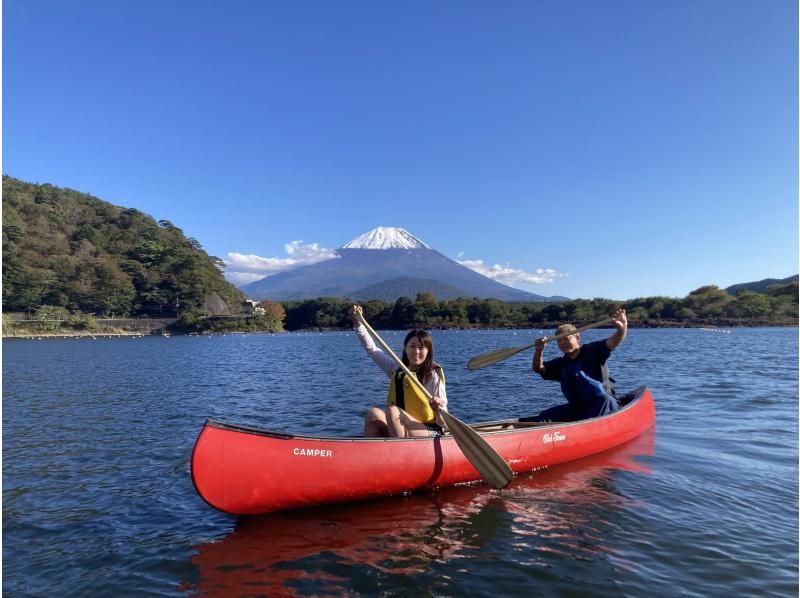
xmin=3 ymin=328 xmax=798 ymax=596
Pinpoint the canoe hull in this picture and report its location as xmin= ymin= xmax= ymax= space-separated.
xmin=191 ymin=387 xmax=656 ymax=515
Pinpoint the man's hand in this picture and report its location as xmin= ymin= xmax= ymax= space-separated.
xmin=612 ymin=308 xmax=627 ymax=330
xmin=607 ymin=308 xmax=628 ymax=350
xmin=532 ymin=336 xmax=547 ymax=373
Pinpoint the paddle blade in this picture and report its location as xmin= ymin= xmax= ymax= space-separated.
xmin=440 ymin=411 xmax=513 ymax=489
xmin=466 ymin=343 xmax=533 ymax=371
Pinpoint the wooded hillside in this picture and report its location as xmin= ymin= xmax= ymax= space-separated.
xmin=2 ymin=176 xmax=244 ymax=317
xmin=280 ymin=283 xmax=798 ymax=331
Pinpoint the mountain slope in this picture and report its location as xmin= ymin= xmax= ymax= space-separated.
xmin=242 ymin=227 xmax=558 ymax=302
xmin=725 ymin=275 xmax=798 ymax=295
xmin=348 ymin=276 xmax=472 ymax=302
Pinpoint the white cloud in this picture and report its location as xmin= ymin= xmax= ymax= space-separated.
xmin=224 ymin=240 xmax=338 ymax=285
xmin=458 ymin=259 xmax=567 ymax=287
xmin=223 ymin=270 xmax=270 ymax=286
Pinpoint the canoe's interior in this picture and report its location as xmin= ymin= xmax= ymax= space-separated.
xmin=469 ymin=385 xmax=646 ymax=432
xmin=205 ymin=386 xmax=648 ymax=441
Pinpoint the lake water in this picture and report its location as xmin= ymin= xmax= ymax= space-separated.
xmin=3 ymin=327 xmax=798 ymax=596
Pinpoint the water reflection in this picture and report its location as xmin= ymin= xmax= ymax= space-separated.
xmin=188 ymin=429 xmax=655 ymax=596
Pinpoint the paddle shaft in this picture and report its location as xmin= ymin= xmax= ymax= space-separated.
xmin=541 ymin=318 xmax=615 ymax=343
xmin=466 ymin=317 xmax=617 ymax=371
xmin=517 ymin=318 xmax=618 ymax=353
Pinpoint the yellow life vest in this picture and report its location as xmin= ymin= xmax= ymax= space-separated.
xmin=386 ymin=365 xmax=445 ymax=424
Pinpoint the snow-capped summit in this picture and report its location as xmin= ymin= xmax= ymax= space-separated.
xmin=242 ymin=224 xmax=559 ymax=302
xmin=341 ymin=227 xmax=430 ymax=250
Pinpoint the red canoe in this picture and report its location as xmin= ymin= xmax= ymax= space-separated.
xmin=191 ymin=386 xmax=656 ymax=516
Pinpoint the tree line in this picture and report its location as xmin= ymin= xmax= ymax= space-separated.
xmin=280 ymin=283 xmax=798 ymax=331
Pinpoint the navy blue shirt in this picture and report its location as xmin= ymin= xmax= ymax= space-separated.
xmin=541 ymin=339 xmax=615 ymax=402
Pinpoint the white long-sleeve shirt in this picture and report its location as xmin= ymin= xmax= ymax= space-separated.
xmin=354 ymin=324 xmax=447 ymax=408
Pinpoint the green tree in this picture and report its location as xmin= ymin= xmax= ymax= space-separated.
xmin=728 ymin=291 xmax=771 ymax=318
xmin=34 ymin=305 xmax=70 ymax=331
xmin=627 ymin=306 xmax=649 ymax=322
xmin=685 ymin=285 xmax=731 ymax=317
xmin=67 ymin=312 xmax=98 ymax=331
xmin=391 ymin=297 xmax=415 ymax=327
xmin=439 ymin=299 xmax=468 ymax=326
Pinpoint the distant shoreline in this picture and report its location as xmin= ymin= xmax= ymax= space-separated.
xmin=3 ymin=321 xmax=796 ymax=339
xmin=3 ymin=330 xmax=150 ymax=339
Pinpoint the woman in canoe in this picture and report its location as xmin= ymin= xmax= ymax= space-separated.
xmin=349 ymin=305 xmax=448 ymax=437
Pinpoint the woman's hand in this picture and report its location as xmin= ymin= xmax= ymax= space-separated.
xmin=429 ymin=395 xmax=446 ymax=412
xmin=349 ymin=305 xmax=363 ymax=325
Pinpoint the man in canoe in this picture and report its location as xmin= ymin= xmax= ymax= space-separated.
xmin=349 ymin=305 xmax=448 ymax=437
xmin=524 ymin=308 xmax=628 ymax=422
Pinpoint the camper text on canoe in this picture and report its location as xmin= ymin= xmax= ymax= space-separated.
xmin=293 ymin=447 xmax=333 ymax=458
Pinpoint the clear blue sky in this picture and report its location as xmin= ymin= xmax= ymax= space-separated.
xmin=4 ymin=0 xmax=797 ymax=299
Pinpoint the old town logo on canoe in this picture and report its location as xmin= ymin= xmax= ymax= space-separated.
xmin=543 ymin=432 xmax=566 ymax=444
xmin=293 ymin=448 xmax=333 ymax=458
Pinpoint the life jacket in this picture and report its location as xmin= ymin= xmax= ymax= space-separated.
xmin=387 ymin=365 xmax=444 ymax=424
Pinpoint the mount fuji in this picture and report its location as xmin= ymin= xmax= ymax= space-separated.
xmin=241 ymin=227 xmax=563 ymax=302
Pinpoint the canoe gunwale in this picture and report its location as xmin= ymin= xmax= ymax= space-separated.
xmin=192 ymin=386 xmax=654 ymax=515
xmin=203 ymin=385 xmax=649 ymax=442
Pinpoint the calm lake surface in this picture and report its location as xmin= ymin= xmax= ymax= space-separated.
xmin=3 ymin=327 xmax=798 ymax=596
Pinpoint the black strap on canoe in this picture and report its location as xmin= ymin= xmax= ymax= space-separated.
xmin=393 ymin=370 xmax=406 ymax=411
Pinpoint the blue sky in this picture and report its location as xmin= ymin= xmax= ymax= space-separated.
xmin=4 ymin=0 xmax=797 ymax=300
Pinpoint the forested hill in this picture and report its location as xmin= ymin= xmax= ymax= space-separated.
xmin=726 ymin=275 xmax=798 ymax=295
xmin=2 ymin=176 xmax=244 ymax=317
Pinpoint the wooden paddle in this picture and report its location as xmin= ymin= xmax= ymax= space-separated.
xmin=466 ymin=318 xmax=615 ymax=371
xmin=356 ymin=314 xmax=513 ymax=490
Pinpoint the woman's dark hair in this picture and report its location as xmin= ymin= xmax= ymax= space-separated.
xmin=402 ymin=329 xmax=435 ymax=383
